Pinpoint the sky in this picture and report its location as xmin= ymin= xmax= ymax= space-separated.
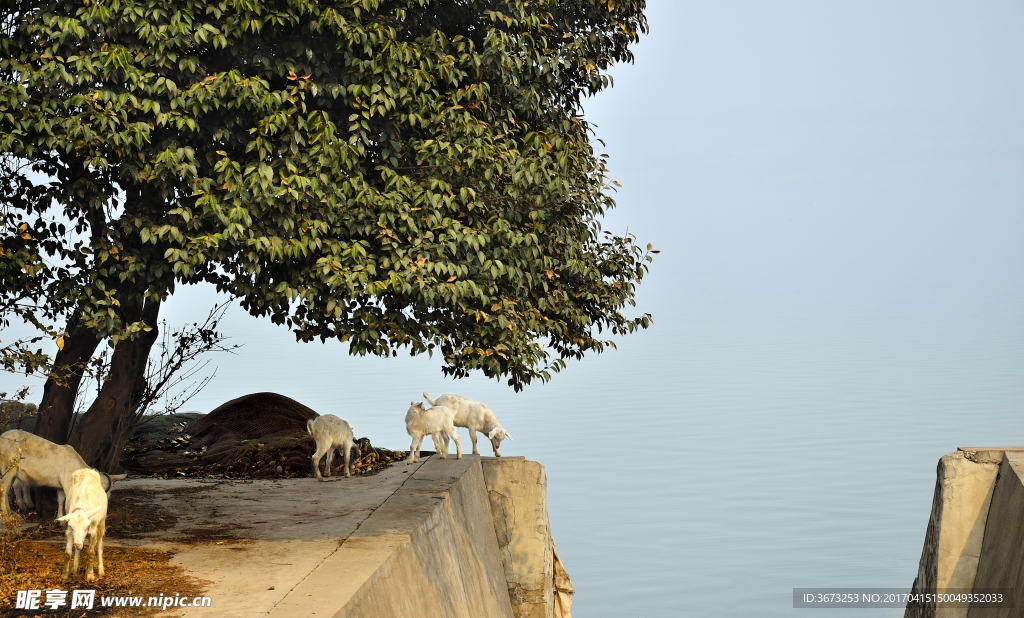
xmin=5 ymin=0 xmax=1022 ymax=416
xmin=596 ymin=1 xmax=1023 ymax=318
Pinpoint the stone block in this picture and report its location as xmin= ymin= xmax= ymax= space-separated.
xmin=481 ymin=457 xmax=555 ymax=618
xmin=966 ymin=452 xmax=1024 ymax=618
xmin=906 ymin=451 xmax=1001 ymax=618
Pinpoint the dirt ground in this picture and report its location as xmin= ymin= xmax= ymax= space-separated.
xmin=0 ymin=483 xmax=225 ymax=617
xmin=0 ymin=542 xmax=205 ymax=618
xmin=1 ymin=495 xmax=210 ymax=618
xmin=0 ymin=394 xmax=417 ymax=616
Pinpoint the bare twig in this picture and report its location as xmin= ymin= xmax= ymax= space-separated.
xmin=135 ymin=302 xmax=240 ymax=421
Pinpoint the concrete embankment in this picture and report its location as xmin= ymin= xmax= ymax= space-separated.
xmin=109 ymin=454 xmax=570 ymax=618
xmin=905 ymin=447 xmax=1024 ymax=618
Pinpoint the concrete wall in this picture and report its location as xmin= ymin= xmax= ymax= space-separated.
xmin=261 ymin=454 xmax=572 ymax=618
xmin=266 ymin=456 xmax=514 ymax=618
xmin=906 ymin=448 xmax=1024 ymax=618
xmin=966 ymin=452 xmax=1024 ymax=618
xmin=481 ymin=457 xmax=554 ymax=618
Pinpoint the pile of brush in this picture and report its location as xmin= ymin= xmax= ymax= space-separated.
xmin=120 ymin=393 xmax=407 ymax=479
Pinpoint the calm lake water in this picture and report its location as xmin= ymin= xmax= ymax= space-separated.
xmin=3 ymin=222 xmax=1022 ymax=618
xmin=95 ymin=286 xmax=1019 ymax=618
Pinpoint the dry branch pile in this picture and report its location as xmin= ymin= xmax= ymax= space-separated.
xmin=120 ymin=393 xmax=405 ymax=479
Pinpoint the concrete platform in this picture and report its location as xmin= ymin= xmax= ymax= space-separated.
xmin=905 ymin=448 xmax=1024 ymax=618
xmin=967 ymin=452 xmax=1024 ymax=618
xmin=108 ymin=455 xmax=516 ymax=618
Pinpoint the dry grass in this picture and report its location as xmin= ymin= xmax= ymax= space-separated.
xmin=2 ymin=491 xmax=210 ymax=616
xmin=0 ymin=511 xmax=23 ymax=580
xmin=0 ymin=541 xmax=207 ymax=617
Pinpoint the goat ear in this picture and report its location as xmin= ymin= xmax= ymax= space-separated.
xmin=56 ymin=514 xmax=71 ymax=523
xmin=108 ymin=473 xmax=126 ymax=482
xmin=503 ymin=431 xmax=513 ymax=441
xmin=85 ymin=505 xmax=103 ymax=518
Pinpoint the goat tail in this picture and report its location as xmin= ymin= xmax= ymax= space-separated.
xmin=306 ymin=419 xmax=314 ymax=435
xmin=422 ymin=392 xmax=436 ymax=406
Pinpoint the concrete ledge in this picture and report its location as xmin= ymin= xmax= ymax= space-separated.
xmin=958 ymin=448 xmax=1024 ymax=466
xmin=481 ymin=457 xmax=553 ymax=618
xmin=267 ymin=456 xmax=513 ymax=618
xmin=91 ymin=454 xmax=563 ymax=617
xmin=905 ymin=451 xmax=1000 ymax=618
xmin=966 ymin=452 xmax=1024 ymax=618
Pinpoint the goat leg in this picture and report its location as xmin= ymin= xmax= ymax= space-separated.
xmin=96 ymin=521 xmax=105 ymax=578
xmin=311 ymin=446 xmax=326 ymax=481
xmin=324 ymin=447 xmax=335 ymax=478
xmin=0 ymin=470 xmax=14 ymax=516
xmin=450 ymin=429 xmax=462 ymax=459
xmin=343 ymin=441 xmax=351 ymax=478
xmin=60 ymin=530 xmax=73 ymax=582
xmin=85 ymin=533 xmax=97 ymax=581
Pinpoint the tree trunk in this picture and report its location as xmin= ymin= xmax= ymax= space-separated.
xmin=30 ymin=305 xmax=103 ymax=517
xmin=68 ymin=296 xmax=160 ymax=472
xmin=33 ymin=305 xmax=102 ymax=443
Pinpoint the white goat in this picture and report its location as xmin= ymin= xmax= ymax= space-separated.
xmin=307 ymin=414 xmax=359 ymax=480
xmin=423 ymin=393 xmax=512 ymax=456
xmin=56 ymin=468 xmax=107 ymax=582
xmin=405 ymin=402 xmax=461 ymax=464
xmin=0 ymin=430 xmax=124 ymax=517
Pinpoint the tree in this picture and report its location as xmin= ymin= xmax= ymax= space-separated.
xmin=0 ymin=0 xmax=655 ymax=469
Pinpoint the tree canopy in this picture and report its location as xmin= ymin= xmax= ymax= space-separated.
xmin=1 ymin=0 xmax=654 ymax=396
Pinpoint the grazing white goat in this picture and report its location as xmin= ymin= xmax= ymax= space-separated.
xmin=423 ymin=393 xmax=512 ymax=457
xmin=56 ymin=468 xmax=107 ymax=582
xmin=0 ymin=430 xmax=124 ymax=517
xmin=405 ymin=402 xmax=461 ymax=464
xmin=307 ymin=414 xmax=359 ymax=480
